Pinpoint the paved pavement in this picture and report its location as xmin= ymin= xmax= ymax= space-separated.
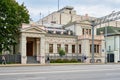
xmin=0 ymin=63 xmax=92 ymax=67
xmin=0 ymin=63 xmax=120 ymax=80
xmin=0 ymin=63 xmax=118 ymax=67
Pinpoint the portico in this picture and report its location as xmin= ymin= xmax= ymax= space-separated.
xmin=19 ymin=26 xmax=46 ymax=64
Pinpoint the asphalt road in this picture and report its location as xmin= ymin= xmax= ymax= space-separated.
xmin=0 ymin=64 xmax=120 ymax=80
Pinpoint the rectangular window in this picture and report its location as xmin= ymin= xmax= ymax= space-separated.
xmin=89 ymin=29 xmax=91 ymax=35
xmin=72 ymin=45 xmax=75 ymax=53
xmin=86 ymin=29 xmax=88 ymax=34
xmin=65 ymin=44 xmax=68 ymax=53
xmin=82 ymin=28 xmax=84 ymax=35
xmin=90 ymin=44 xmax=92 ymax=53
xmin=79 ymin=45 xmax=81 ymax=54
xmin=49 ymin=44 xmax=53 ymax=53
xmin=94 ymin=45 xmax=96 ymax=53
xmin=90 ymin=44 xmax=99 ymax=53
xmin=57 ymin=44 xmax=61 ymax=53
xmin=97 ymin=45 xmax=99 ymax=53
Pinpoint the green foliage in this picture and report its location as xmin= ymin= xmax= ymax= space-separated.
xmin=58 ymin=48 xmax=65 ymax=57
xmin=70 ymin=59 xmax=78 ymax=63
xmin=0 ymin=0 xmax=30 ymax=53
xmin=50 ymin=59 xmax=79 ymax=63
xmin=62 ymin=59 xmax=69 ymax=62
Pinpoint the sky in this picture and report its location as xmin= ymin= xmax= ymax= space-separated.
xmin=16 ymin=0 xmax=120 ymax=22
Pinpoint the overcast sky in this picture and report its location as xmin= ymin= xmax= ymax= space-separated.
xmin=16 ymin=0 xmax=120 ymax=22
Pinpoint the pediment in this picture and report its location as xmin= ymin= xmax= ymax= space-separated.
xmin=80 ymin=21 xmax=92 ymax=25
xmin=21 ymin=26 xmax=46 ymax=34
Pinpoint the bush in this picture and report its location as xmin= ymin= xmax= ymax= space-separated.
xmin=70 ymin=59 xmax=78 ymax=63
xmin=50 ymin=59 xmax=80 ymax=63
xmin=58 ymin=49 xmax=65 ymax=57
xmin=50 ymin=59 xmax=63 ymax=63
xmin=56 ymin=59 xmax=63 ymax=63
xmin=62 ymin=59 xmax=70 ymax=63
xmin=50 ymin=59 xmax=56 ymax=63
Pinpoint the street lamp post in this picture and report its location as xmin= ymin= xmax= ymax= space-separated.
xmin=104 ymin=24 xmax=108 ymax=64
xmin=91 ymin=20 xmax=95 ymax=63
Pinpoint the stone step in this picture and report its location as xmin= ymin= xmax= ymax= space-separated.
xmin=27 ymin=56 xmax=38 ymax=64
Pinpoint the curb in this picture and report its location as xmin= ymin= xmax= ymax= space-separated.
xmin=0 ymin=63 xmax=108 ymax=67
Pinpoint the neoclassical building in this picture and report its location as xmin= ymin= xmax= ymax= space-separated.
xmin=18 ymin=20 xmax=105 ymax=64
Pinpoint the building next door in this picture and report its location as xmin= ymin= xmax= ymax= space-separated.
xmin=27 ymin=41 xmax=33 ymax=56
xmin=107 ymin=54 xmax=114 ymax=63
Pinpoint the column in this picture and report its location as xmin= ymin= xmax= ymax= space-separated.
xmin=36 ymin=39 xmax=40 ymax=62
xmin=40 ymin=37 xmax=45 ymax=64
xmin=20 ymin=35 xmax=27 ymax=64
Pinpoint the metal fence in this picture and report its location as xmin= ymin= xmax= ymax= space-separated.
xmin=0 ymin=54 xmax=21 ymax=64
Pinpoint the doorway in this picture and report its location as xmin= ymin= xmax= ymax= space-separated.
xmin=107 ymin=53 xmax=114 ymax=62
xmin=27 ymin=41 xmax=33 ymax=56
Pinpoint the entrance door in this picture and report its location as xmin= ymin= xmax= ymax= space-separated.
xmin=107 ymin=54 xmax=114 ymax=62
xmin=27 ymin=41 xmax=33 ymax=56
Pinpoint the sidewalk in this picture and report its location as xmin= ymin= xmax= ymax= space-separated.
xmin=0 ymin=63 xmax=107 ymax=67
xmin=0 ymin=64 xmax=47 ymax=67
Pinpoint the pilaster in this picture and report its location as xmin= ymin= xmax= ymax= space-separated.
xmin=61 ymin=43 xmax=65 ymax=51
xmin=81 ymin=39 xmax=89 ymax=56
xmin=53 ymin=43 xmax=57 ymax=53
xmin=68 ymin=44 xmax=72 ymax=53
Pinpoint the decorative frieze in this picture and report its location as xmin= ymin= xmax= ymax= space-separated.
xmin=22 ymin=32 xmax=45 ymax=38
xmin=45 ymin=37 xmax=76 ymax=44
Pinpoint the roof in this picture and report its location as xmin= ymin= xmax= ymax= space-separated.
xmin=97 ymin=26 xmax=120 ymax=36
xmin=58 ymin=6 xmax=74 ymax=12
xmin=43 ymin=23 xmax=63 ymax=28
xmin=63 ymin=20 xmax=92 ymax=28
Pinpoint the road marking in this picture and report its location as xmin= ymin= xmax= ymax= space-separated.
xmin=0 ymin=68 xmax=120 ymax=76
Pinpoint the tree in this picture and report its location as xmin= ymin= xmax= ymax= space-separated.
xmin=0 ymin=0 xmax=30 ymax=54
xmin=58 ymin=48 xmax=65 ymax=57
